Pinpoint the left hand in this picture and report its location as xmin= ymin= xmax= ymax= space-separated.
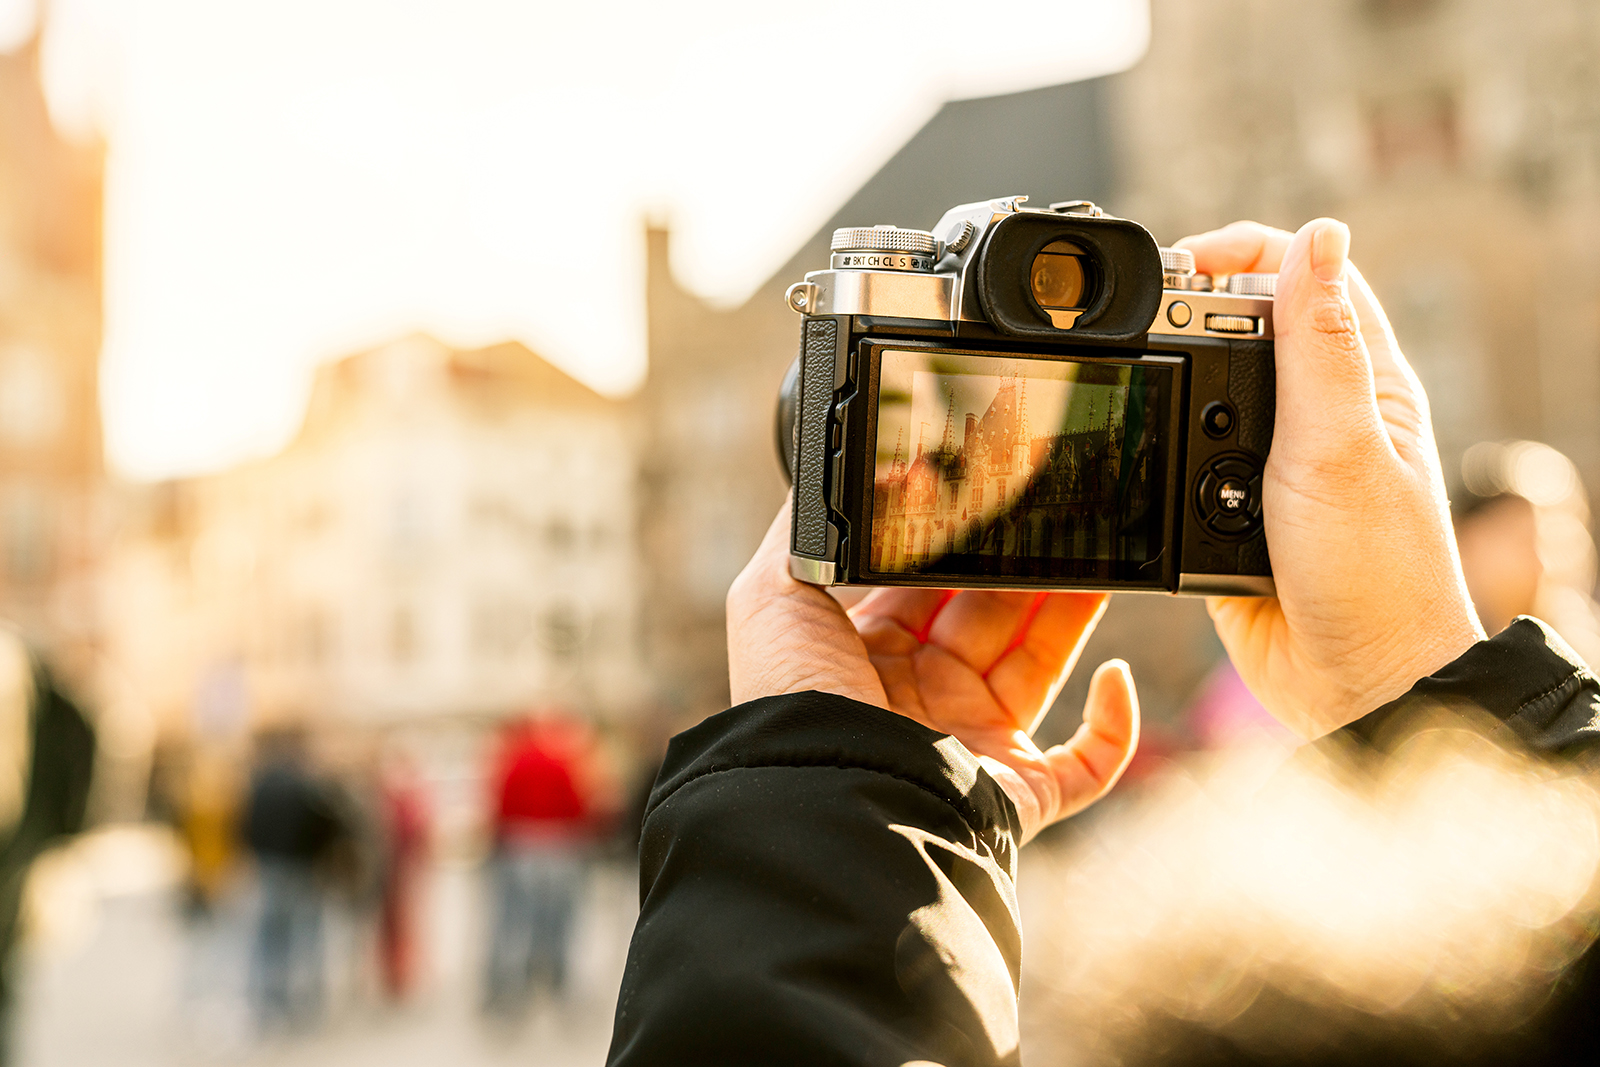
xmin=727 ymin=505 xmax=1140 ymax=842
xmin=1174 ymin=219 xmax=1483 ymax=736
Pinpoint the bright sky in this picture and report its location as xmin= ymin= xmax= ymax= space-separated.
xmin=20 ymin=0 xmax=1147 ymax=479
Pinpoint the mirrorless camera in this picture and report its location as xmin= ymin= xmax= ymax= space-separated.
xmin=775 ymin=196 xmax=1276 ymax=596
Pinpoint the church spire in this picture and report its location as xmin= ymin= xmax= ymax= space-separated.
xmin=891 ymin=429 xmax=904 ymax=477
xmin=940 ymin=388 xmax=956 ymax=455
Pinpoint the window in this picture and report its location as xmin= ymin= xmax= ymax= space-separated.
xmin=2 ymin=485 xmax=49 ymax=582
xmin=540 ymin=604 xmax=584 ymax=661
xmin=388 ymin=491 xmax=425 ymax=548
xmin=389 ymin=607 xmax=419 ymax=665
xmin=472 ymin=599 xmax=532 ymax=660
xmin=546 ymin=518 xmax=575 ymax=553
xmin=1363 ymin=0 xmax=1439 ymax=23
xmin=1369 ymin=89 xmax=1459 ymax=178
xmin=0 ymin=348 xmax=62 ymax=447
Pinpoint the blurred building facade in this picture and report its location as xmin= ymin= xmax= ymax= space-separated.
xmin=1115 ymin=0 xmax=1600 ymax=493
xmin=107 ymin=336 xmax=645 ymax=735
xmin=0 ymin=38 xmax=104 ymax=680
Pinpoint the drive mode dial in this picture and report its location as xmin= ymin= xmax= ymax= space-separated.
xmin=830 ymin=225 xmax=940 ymax=272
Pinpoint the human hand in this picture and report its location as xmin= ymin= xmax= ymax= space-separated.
xmin=1175 ymin=219 xmax=1485 ymax=738
xmin=727 ymin=506 xmax=1139 ymax=841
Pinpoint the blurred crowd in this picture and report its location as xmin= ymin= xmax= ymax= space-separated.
xmin=134 ymin=704 xmax=650 ymax=1043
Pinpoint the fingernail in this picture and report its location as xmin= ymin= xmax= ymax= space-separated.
xmin=1096 ymin=658 xmax=1131 ymax=681
xmin=1310 ymin=220 xmax=1349 ymax=282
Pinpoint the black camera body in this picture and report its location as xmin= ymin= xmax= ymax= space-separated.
xmin=776 ymin=196 xmax=1276 ymax=597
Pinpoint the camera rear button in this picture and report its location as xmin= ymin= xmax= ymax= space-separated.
xmin=1212 ymin=458 xmax=1255 ymax=482
xmin=1215 ymin=478 xmax=1249 ymax=513
xmin=1166 ymin=301 xmax=1192 ymax=328
xmin=1208 ymin=510 xmax=1256 ymax=536
xmin=1201 ymin=401 xmax=1235 ymax=438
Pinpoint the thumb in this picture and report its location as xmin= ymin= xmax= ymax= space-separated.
xmin=1042 ymin=659 xmax=1139 ymax=823
xmin=1272 ymin=218 xmax=1383 ymax=452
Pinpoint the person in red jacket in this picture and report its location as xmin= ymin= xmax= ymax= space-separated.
xmin=483 ymin=710 xmax=599 ymax=1017
xmin=377 ymin=748 xmax=429 ymax=1001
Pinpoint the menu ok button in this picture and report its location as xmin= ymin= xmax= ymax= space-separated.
xmin=1195 ymin=455 xmax=1264 ymax=537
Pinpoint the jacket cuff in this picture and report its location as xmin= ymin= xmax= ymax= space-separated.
xmin=649 ymin=691 xmax=1022 ymax=874
xmin=1343 ymin=616 xmax=1600 ymax=754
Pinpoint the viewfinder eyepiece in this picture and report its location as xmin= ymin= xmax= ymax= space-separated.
xmin=974 ymin=211 xmax=1163 ymax=342
xmin=1029 ymin=239 xmax=1096 ymax=328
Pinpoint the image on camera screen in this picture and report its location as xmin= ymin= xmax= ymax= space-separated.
xmin=870 ymin=349 xmax=1169 ymax=580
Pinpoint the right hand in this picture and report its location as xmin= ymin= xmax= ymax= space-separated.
xmin=1174 ymin=219 xmax=1485 ymax=738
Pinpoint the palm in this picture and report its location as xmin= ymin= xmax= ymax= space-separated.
xmin=849 ymin=588 xmax=1132 ymax=827
xmin=727 ymin=507 xmax=1140 ymax=839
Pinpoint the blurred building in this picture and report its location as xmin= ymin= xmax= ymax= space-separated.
xmin=107 ymin=335 xmax=645 ymax=734
xmin=0 ymin=37 xmax=105 ymax=679
xmin=1115 ymin=0 xmax=1600 ymax=493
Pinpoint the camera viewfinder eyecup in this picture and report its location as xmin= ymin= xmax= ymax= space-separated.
xmin=974 ymin=211 xmax=1165 ymax=342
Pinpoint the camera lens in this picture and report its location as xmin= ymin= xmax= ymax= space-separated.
xmin=1029 ymin=240 xmax=1095 ymax=327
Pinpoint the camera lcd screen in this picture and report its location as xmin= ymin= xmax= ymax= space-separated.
xmin=869 ymin=349 xmax=1172 ymax=582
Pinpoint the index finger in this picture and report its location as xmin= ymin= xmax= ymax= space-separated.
xmin=1174 ymin=220 xmax=1295 ymax=277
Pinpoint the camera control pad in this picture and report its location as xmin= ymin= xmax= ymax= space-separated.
xmin=1195 ymin=455 xmax=1264 ymax=538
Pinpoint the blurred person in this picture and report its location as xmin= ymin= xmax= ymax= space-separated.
xmin=1455 ymin=439 xmax=1600 ymax=662
xmin=309 ymin=726 xmax=386 ymax=1008
xmin=376 ymin=744 xmax=429 ymax=1001
xmin=241 ymin=723 xmax=348 ymax=1033
xmin=603 ymin=219 xmax=1600 ymax=1066
xmin=1183 ymin=657 xmax=1295 ymax=752
xmin=483 ymin=710 xmax=604 ymax=1018
xmin=148 ymin=741 xmax=240 ymax=916
xmin=1455 ymin=494 xmax=1539 ymax=635
xmin=0 ymin=635 xmax=93 ymax=1065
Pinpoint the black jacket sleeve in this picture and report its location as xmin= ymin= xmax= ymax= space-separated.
xmin=1344 ymin=616 xmax=1600 ymax=756
xmin=606 ymin=691 xmax=1025 ymax=1067
xmin=607 ymin=618 xmax=1600 ymax=1067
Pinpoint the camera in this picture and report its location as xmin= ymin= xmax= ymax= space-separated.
xmin=775 ymin=196 xmax=1276 ymax=596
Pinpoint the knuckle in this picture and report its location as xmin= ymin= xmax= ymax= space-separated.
xmin=725 ymin=562 xmax=763 ymax=616
xmin=1305 ymin=295 xmax=1361 ymax=347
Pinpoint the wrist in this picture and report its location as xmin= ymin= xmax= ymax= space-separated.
xmin=1362 ymin=607 xmax=1485 ymax=725
xmin=976 ymin=755 xmax=1044 ymax=844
